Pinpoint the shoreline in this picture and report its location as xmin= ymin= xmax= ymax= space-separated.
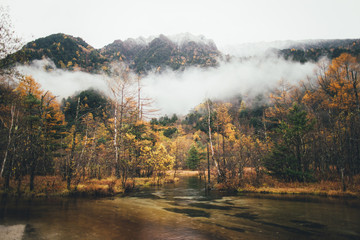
xmin=1 ymin=171 xmax=359 ymax=200
xmin=236 ymin=187 xmax=359 ymax=199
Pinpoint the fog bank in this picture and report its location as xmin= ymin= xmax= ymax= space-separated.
xmin=16 ymin=59 xmax=109 ymax=100
xmin=16 ymin=56 xmax=317 ymax=116
xmin=142 ymin=56 xmax=317 ymax=115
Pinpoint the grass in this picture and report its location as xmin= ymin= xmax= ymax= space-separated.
xmin=1 ymin=170 xmax=359 ymax=199
xmin=216 ymin=171 xmax=360 ymax=198
xmin=0 ymin=172 xmax=180 ymax=198
xmin=239 ymin=180 xmax=360 ymax=198
xmin=171 ymin=170 xmax=200 ymax=177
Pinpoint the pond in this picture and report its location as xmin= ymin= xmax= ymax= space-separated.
xmin=1 ymin=176 xmax=360 ymax=239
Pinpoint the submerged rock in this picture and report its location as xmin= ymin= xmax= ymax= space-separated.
xmin=0 ymin=224 xmax=26 ymax=240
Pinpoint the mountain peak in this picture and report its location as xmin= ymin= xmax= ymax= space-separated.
xmin=113 ymin=33 xmax=217 ymax=49
xmin=101 ymin=33 xmax=220 ymax=72
xmin=2 ymin=33 xmax=359 ymax=74
xmin=0 ymin=33 xmax=105 ymax=72
xmin=167 ymin=33 xmax=216 ymax=48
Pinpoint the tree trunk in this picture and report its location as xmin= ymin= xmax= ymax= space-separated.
xmin=207 ymin=100 xmax=221 ymax=178
xmin=4 ymin=172 xmax=10 ymax=191
xmin=340 ymin=168 xmax=346 ymax=192
xmin=114 ymin=101 xmax=120 ymax=178
xmin=207 ymin=144 xmax=211 ymax=189
xmin=1 ymin=104 xmax=15 ymax=177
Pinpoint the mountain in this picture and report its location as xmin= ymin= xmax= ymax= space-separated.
xmin=102 ymin=33 xmax=220 ymax=73
xmin=0 ymin=33 xmax=221 ymax=73
xmin=1 ymin=33 xmax=359 ymax=74
xmin=0 ymin=33 xmax=106 ymax=72
xmin=277 ymin=39 xmax=360 ymax=63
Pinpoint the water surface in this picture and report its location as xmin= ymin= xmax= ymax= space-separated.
xmin=1 ymin=177 xmax=359 ymax=239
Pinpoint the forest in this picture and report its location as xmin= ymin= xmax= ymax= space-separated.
xmin=1 ymin=52 xmax=360 ymax=196
xmin=2 ymin=2 xmax=360 ymax=240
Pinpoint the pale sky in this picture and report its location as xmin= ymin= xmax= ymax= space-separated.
xmin=2 ymin=0 xmax=360 ymax=49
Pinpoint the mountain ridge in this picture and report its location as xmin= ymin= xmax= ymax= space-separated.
xmin=1 ymin=33 xmax=359 ymax=73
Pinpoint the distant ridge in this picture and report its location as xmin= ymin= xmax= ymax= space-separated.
xmin=0 ymin=33 xmax=220 ymax=73
xmin=277 ymin=38 xmax=360 ymax=63
xmin=1 ymin=33 xmax=359 ymax=73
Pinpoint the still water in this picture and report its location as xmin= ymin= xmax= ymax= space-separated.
xmin=1 ymin=177 xmax=360 ymax=240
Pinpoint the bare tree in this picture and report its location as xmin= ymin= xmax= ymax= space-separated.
xmin=108 ymin=63 xmax=136 ymax=178
xmin=0 ymin=6 xmax=21 ymax=62
xmin=0 ymin=6 xmax=22 ymax=188
xmin=206 ymin=99 xmax=221 ymax=179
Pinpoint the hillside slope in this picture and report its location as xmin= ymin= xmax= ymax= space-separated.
xmin=0 ymin=33 xmax=106 ymax=72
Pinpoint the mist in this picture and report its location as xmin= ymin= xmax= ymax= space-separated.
xmin=142 ymin=55 xmax=317 ymax=115
xmin=15 ymin=55 xmax=318 ymax=116
xmin=16 ymin=59 xmax=109 ymax=100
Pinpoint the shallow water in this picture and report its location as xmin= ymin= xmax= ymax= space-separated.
xmin=1 ymin=177 xmax=360 ymax=239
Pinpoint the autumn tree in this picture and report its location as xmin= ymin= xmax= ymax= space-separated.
xmin=303 ymin=53 xmax=360 ymax=189
xmin=148 ymin=143 xmax=174 ymax=183
xmin=61 ymin=89 xmax=111 ymax=188
xmin=1 ymin=76 xmax=65 ymax=191
xmin=168 ymin=129 xmax=193 ymax=175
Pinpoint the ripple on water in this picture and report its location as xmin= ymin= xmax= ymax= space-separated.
xmin=290 ymin=220 xmax=326 ymax=229
xmin=229 ymin=212 xmax=259 ymax=220
xmin=163 ymin=208 xmax=211 ymax=218
xmin=189 ymin=202 xmax=233 ymax=210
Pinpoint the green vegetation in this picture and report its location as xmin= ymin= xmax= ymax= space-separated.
xmin=1 ymin=21 xmax=360 ymax=197
xmin=2 ymin=53 xmax=360 ymax=197
xmin=186 ymin=146 xmax=201 ymax=170
xmin=61 ymin=88 xmax=109 ymax=127
xmin=264 ymin=103 xmax=315 ymax=182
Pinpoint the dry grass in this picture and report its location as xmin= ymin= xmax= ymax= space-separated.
xmin=211 ymin=168 xmax=360 ymax=198
xmin=75 ymin=177 xmax=124 ymax=196
xmin=166 ymin=170 xmax=199 ymax=177
xmin=0 ymin=175 xmax=124 ymax=197
xmin=0 ymin=172 xmax=181 ymax=197
xmin=235 ymin=172 xmax=360 ymax=198
xmin=1 ymin=171 xmax=359 ymax=199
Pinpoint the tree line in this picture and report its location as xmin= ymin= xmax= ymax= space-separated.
xmin=0 ymin=63 xmax=174 ymax=191
xmin=177 ymin=53 xmax=360 ymax=191
xmin=1 ymin=53 xmax=359 ymax=192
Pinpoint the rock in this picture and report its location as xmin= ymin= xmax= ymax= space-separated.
xmin=0 ymin=224 xmax=26 ymax=240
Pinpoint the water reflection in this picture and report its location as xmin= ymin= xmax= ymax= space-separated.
xmin=0 ymin=176 xmax=359 ymax=240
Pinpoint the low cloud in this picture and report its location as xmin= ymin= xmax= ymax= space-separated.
xmin=15 ymin=56 xmax=318 ymax=116
xmin=142 ymin=55 xmax=317 ymax=115
xmin=16 ymin=59 xmax=109 ymax=100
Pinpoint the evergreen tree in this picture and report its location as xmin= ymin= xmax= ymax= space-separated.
xmin=264 ymin=103 xmax=314 ymax=181
xmin=186 ymin=145 xmax=200 ymax=170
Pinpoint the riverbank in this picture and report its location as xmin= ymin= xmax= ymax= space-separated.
xmin=2 ymin=173 xmax=360 ymax=240
xmin=216 ymin=173 xmax=360 ymax=199
xmin=0 ymin=172 xmax=183 ymax=198
xmin=1 ymin=171 xmax=360 ymax=199
xmin=0 ymin=170 xmax=203 ymax=198
xmin=237 ymin=182 xmax=360 ymax=198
